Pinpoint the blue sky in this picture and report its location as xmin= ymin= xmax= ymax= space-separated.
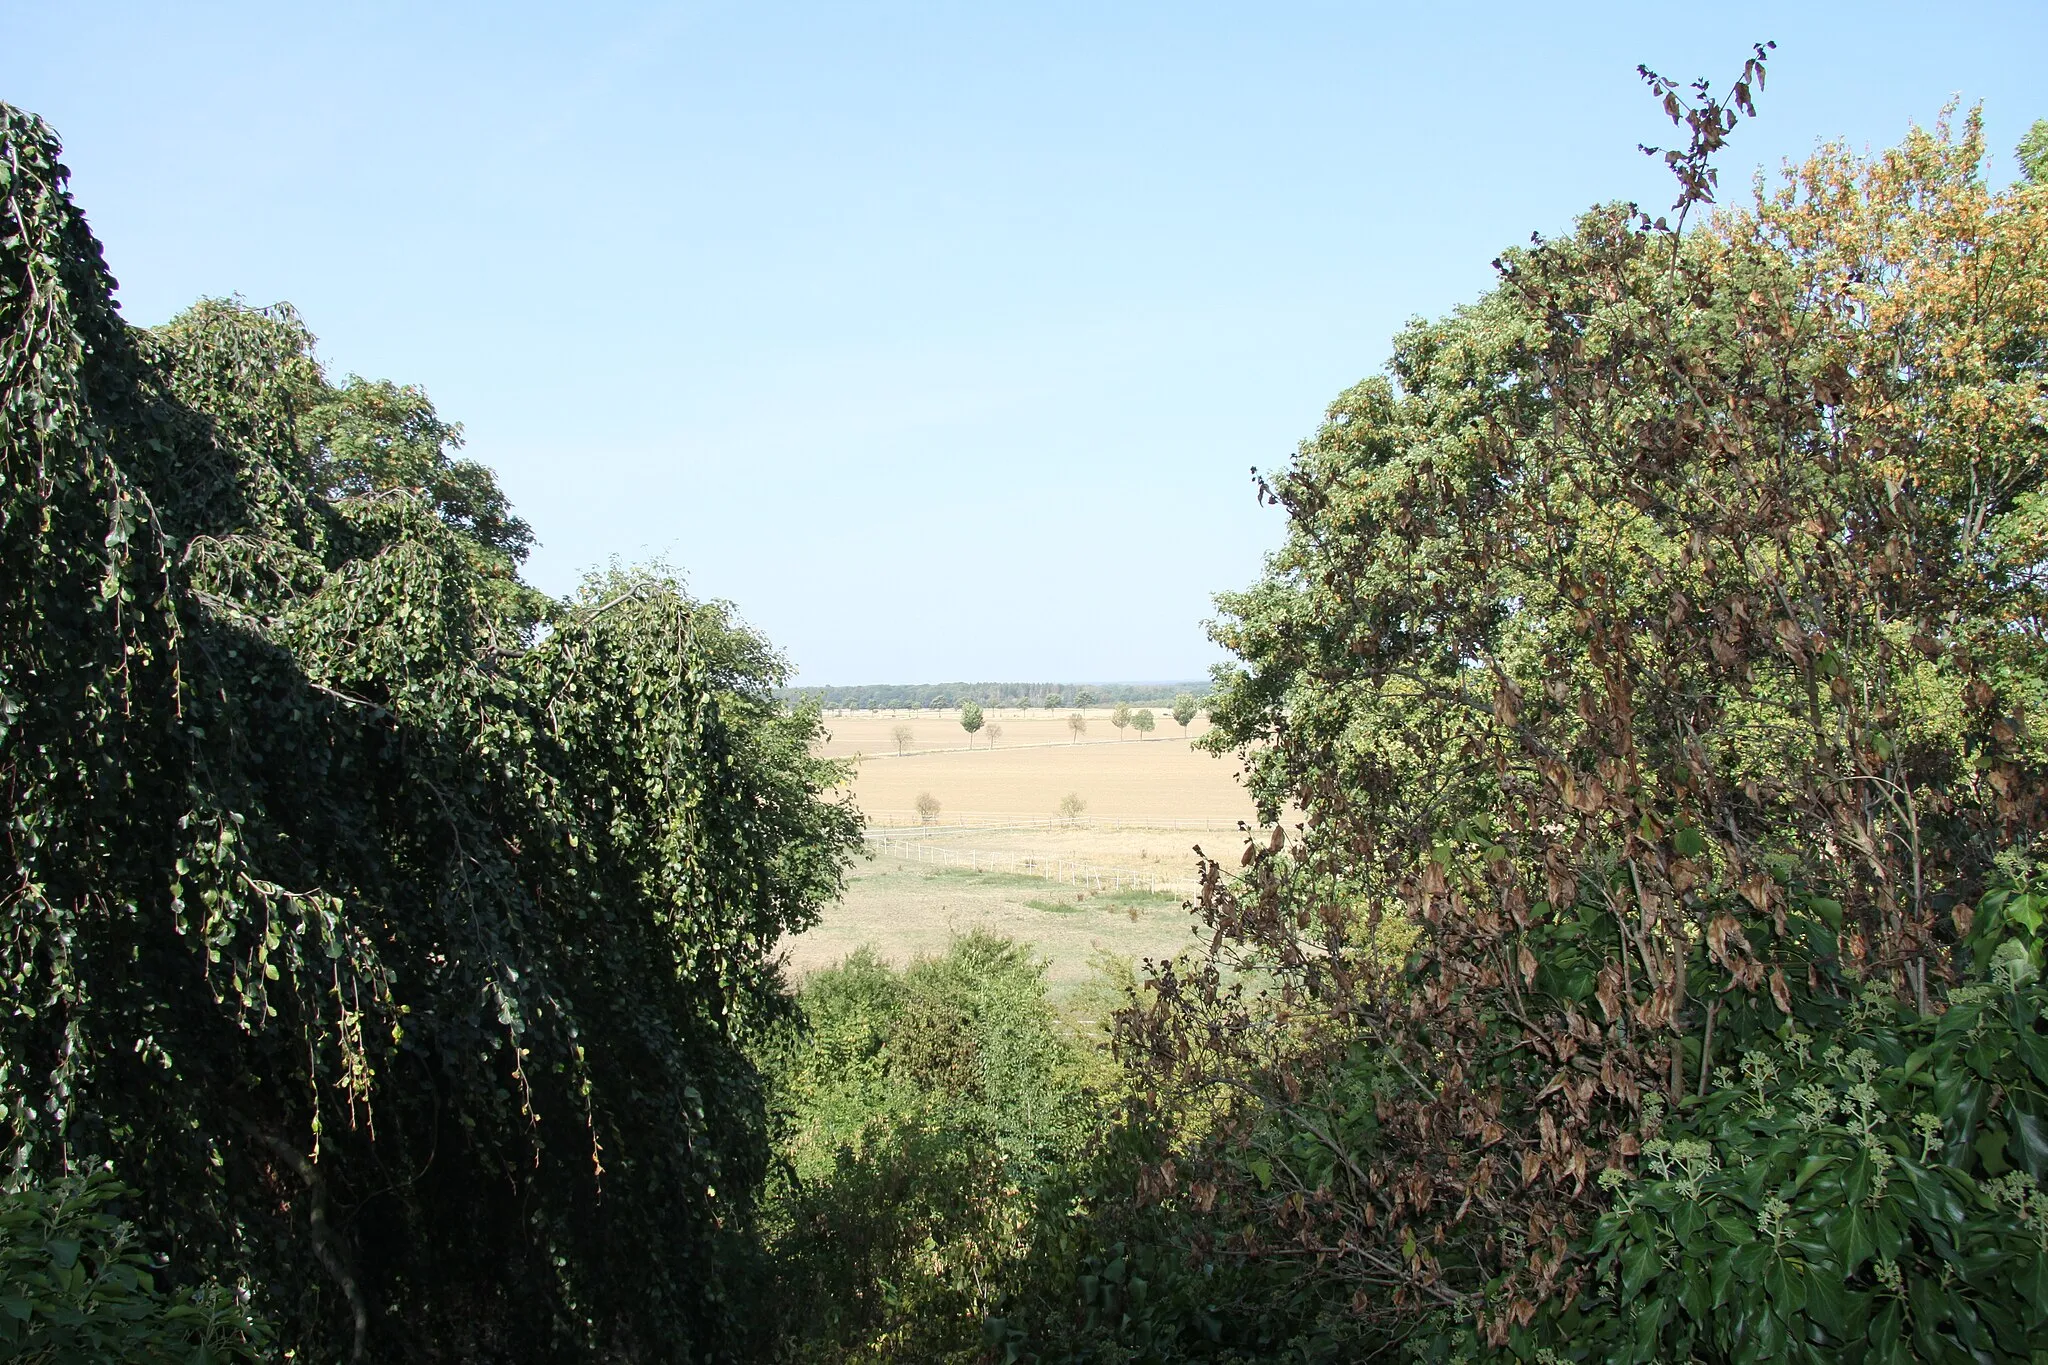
xmin=5 ymin=2 xmax=2043 ymax=682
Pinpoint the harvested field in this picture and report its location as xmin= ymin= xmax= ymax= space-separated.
xmin=784 ymin=704 xmax=1269 ymax=987
xmin=812 ymin=706 xmax=1214 ymax=759
xmin=841 ymin=734 xmax=1255 ymax=828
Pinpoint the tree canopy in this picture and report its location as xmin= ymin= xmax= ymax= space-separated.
xmin=1 ymin=102 xmax=860 ymax=1361
xmin=1118 ymin=98 xmax=2048 ymax=1358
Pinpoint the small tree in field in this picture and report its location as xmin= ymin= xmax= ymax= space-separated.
xmin=892 ymin=724 xmax=914 ymax=754
xmin=1066 ymin=712 xmax=1086 ymax=743
xmin=1132 ymin=708 xmax=1155 ymax=739
xmin=1171 ymin=692 xmax=1199 ymax=739
xmin=1043 ymin=693 xmax=1062 ymax=709
xmin=984 ymin=723 xmax=1002 ymax=748
xmin=1057 ymin=793 xmax=1086 ymax=822
xmin=1111 ymin=701 xmax=1132 ymax=738
xmin=959 ymin=701 xmax=984 ymax=747
xmin=915 ymin=792 xmax=940 ymax=825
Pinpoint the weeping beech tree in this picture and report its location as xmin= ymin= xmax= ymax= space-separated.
xmin=1 ymin=104 xmax=860 ymax=1361
xmin=1116 ymin=69 xmax=2048 ymax=1358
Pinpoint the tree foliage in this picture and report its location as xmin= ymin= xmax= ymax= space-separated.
xmin=761 ymin=935 xmax=1102 ymax=1363
xmin=1116 ymin=78 xmax=2048 ymax=1358
xmin=0 ymin=103 xmax=860 ymax=1361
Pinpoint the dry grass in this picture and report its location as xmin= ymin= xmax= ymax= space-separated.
xmin=779 ymin=855 xmax=1206 ymax=994
xmin=813 ymin=706 xmax=1213 ymax=759
xmin=827 ymin=721 xmax=1254 ymax=827
xmin=783 ymin=706 xmax=1264 ymax=989
xmin=869 ymin=822 xmax=1242 ymax=889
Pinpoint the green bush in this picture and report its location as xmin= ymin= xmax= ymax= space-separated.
xmin=1396 ymin=868 xmax=2048 ymax=1364
xmin=0 ymin=1171 xmax=269 ymax=1363
xmin=762 ymin=935 xmax=1103 ymax=1361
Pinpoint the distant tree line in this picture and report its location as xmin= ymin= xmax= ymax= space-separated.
xmin=776 ymin=681 xmax=1208 ymax=711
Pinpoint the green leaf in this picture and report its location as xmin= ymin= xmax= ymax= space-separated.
xmin=2009 ymin=1104 xmax=2048 ymax=1179
xmin=1806 ymin=1269 xmax=1847 ymax=1334
xmin=1835 ymin=1205 xmax=1875 ymax=1275
xmin=1621 ymin=1238 xmax=1661 ymax=1300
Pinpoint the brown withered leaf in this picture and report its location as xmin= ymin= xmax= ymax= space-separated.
xmin=1518 ymin=943 xmax=1538 ymax=987
xmin=1594 ymin=962 xmax=1622 ymax=1022
xmin=1769 ymin=967 xmax=1792 ymax=1015
xmin=1493 ymin=678 xmax=1522 ymax=727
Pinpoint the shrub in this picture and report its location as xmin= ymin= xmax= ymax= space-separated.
xmin=0 ymin=1171 xmax=270 ymax=1363
xmin=763 ymin=936 xmax=1103 ymax=1361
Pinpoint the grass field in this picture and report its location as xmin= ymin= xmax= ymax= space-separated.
xmin=782 ymin=705 xmax=1265 ymax=991
xmin=780 ymin=857 xmax=1207 ymax=997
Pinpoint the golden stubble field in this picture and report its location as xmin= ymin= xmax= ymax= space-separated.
xmin=781 ymin=705 xmax=1273 ymax=994
xmin=812 ymin=706 xmax=1215 ymax=760
xmin=816 ymin=707 xmax=1250 ymax=826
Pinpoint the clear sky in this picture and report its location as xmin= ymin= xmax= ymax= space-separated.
xmin=5 ymin=2 xmax=2043 ymax=682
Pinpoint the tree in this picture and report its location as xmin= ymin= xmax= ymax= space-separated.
xmin=1067 ymin=712 xmax=1087 ymax=743
xmin=1131 ymin=708 xmax=1156 ymax=739
xmin=893 ymin=724 xmax=915 ymax=754
xmin=1125 ymin=89 xmax=2048 ymax=1356
xmin=1044 ymin=693 xmax=1062 ymax=709
xmin=2020 ymin=118 xmax=2048 ymax=184
xmin=984 ymin=722 xmax=1002 ymax=748
xmin=1057 ymin=794 xmax=1087 ymax=822
xmin=761 ymin=936 xmax=1099 ymax=1359
xmin=1110 ymin=701 xmax=1132 ymax=738
xmin=1076 ymin=689 xmax=1098 ymax=707
xmin=0 ymin=103 xmax=863 ymax=1362
xmin=959 ymin=700 xmax=984 ymax=747
xmin=916 ymin=792 xmax=941 ymax=825
xmin=1171 ymin=692 xmax=1199 ymax=740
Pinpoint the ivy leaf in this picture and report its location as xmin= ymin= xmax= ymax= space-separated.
xmin=1620 ymin=1238 xmax=1660 ymax=1300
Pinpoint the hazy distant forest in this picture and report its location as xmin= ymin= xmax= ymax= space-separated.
xmin=779 ymin=682 xmax=1205 ymax=713
xmin=6 ymin=46 xmax=2048 ymax=1364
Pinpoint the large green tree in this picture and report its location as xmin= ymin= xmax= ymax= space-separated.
xmin=1116 ymin=90 xmax=2048 ymax=1358
xmin=0 ymin=103 xmax=860 ymax=1362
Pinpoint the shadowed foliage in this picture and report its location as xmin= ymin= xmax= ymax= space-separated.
xmin=1 ymin=102 xmax=860 ymax=1362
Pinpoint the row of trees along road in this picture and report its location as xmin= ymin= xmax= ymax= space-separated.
xmin=0 ymin=102 xmax=860 ymax=1362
